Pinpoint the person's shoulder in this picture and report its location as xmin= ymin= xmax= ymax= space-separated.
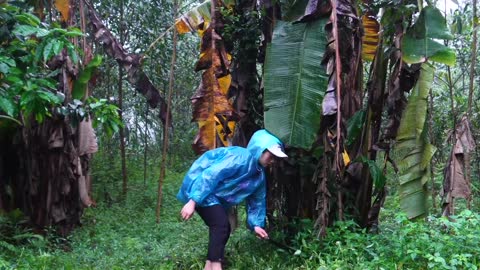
xmin=226 ymin=146 xmax=252 ymax=155
xmin=217 ymin=146 xmax=254 ymax=162
xmin=202 ymin=146 xmax=253 ymax=161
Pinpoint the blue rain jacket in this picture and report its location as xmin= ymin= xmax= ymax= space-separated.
xmin=177 ymin=129 xmax=283 ymax=230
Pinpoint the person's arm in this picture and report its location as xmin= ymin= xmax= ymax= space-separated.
xmin=181 ymin=199 xmax=196 ymax=220
xmin=246 ymin=179 xmax=268 ymax=239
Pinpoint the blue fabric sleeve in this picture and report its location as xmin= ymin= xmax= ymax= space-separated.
xmin=246 ymin=178 xmax=266 ymax=230
xmin=188 ymin=152 xmax=241 ymax=204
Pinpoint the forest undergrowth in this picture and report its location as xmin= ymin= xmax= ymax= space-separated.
xmin=1 ymin=167 xmax=480 ymax=270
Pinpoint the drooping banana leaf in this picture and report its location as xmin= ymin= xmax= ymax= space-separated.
xmin=395 ymin=63 xmax=436 ymax=219
xmin=85 ymin=0 xmax=170 ymax=125
xmin=175 ymin=0 xmax=235 ymax=34
xmin=264 ymin=19 xmax=329 ymax=149
xmin=401 ymin=6 xmax=455 ymax=66
xmin=361 ymin=13 xmax=379 ymax=61
xmin=190 ymin=4 xmax=236 ymax=154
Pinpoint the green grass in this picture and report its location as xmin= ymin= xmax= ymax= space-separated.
xmin=1 ymin=169 xmax=480 ymax=269
xmin=0 ymin=171 xmax=292 ymax=269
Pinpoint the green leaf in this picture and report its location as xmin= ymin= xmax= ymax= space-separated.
xmin=37 ymin=78 xmax=57 ymax=90
xmin=72 ymin=55 xmax=103 ymax=100
xmin=14 ymin=13 xmax=41 ymax=26
xmin=35 ymin=40 xmax=47 ymax=63
xmin=0 ymin=57 xmax=16 ymax=68
xmin=20 ymin=91 xmax=36 ymax=107
xmin=65 ymin=28 xmax=84 ymax=37
xmin=264 ymin=19 xmax=329 ymax=149
xmin=402 ymin=34 xmax=456 ymax=66
xmin=359 ymin=156 xmax=386 ymax=191
xmin=5 ymin=75 xmax=22 ymax=84
xmin=0 ymin=63 xmax=10 ymax=74
xmin=346 ymin=109 xmax=366 ymax=146
xmin=38 ymin=91 xmax=61 ymax=104
xmin=36 ymin=28 xmax=50 ymax=37
xmin=410 ymin=6 xmax=453 ymax=40
xmin=35 ymin=112 xmax=44 ymax=123
xmin=66 ymin=43 xmax=78 ymax=64
xmin=401 ymin=6 xmax=456 ymax=66
xmin=43 ymin=39 xmax=54 ymax=62
xmin=13 ymin=25 xmax=38 ymax=36
xmin=50 ymin=28 xmax=68 ymax=35
xmin=0 ymin=97 xmax=16 ymax=116
xmin=395 ymin=63 xmax=437 ymax=219
xmin=52 ymin=40 xmax=64 ymax=56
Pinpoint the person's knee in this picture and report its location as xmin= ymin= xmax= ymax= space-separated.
xmin=210 ymin=221 xmax=230 ymax=243
xmin=216 ymin=221 xmax=230 ymax=236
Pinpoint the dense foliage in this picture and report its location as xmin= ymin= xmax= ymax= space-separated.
xmin=0 ymin=4 xmax=121 ymax=132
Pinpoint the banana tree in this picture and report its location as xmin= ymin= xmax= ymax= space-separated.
xmin=177 ymin=0 xmax=457 ymax=236
xmin=175 ymin=0 xmax=240 ymax=153
xmin=0 ymin=0 xmax=171 ymax=234
xmin=0 ymin=1 xmax=117 ymax=234
xmin=395 ymin=5 xmax=455 ymax=219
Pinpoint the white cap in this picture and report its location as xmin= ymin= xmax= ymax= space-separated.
xmin=267 ymin=144 xmax=288 ymax=158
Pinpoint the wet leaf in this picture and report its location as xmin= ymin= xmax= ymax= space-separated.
xmin=395 ymin=63 xmax=436 ymax=219
xmin=401 ymin=6 xmax=456 ymax=66
xmin=0 ymin=97 xmax=16 ymax=117
xmin=191 ymin=5 xmax=235 ymax=153
xmin=264 ymin=19 xmax=328 ymax=149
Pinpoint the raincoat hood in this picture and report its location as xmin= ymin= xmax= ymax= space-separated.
xmin=247 ymin=129 xmax=285 ymax=165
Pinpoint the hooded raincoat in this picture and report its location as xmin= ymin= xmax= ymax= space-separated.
xmin=177 ymin=130 xmax=284 ymax=230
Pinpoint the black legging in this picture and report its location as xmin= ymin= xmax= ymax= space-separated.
xmin=196 ymin=204 xmax=231 ymax=262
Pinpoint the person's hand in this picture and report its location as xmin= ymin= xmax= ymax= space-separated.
xmin=180 ymin=199 xmax=196 ymax=220
xmin=254 ymin=226 xmax=269 ymax=239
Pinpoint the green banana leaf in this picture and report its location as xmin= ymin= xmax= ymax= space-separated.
xmin=395 ymin=63 xmax=437 ymax=219
xmin=402 ymin=6 xmax=456 ymax=66
xmin=72 ymin=55 xmax=102 ymax=100
xmin=264 ymin=19 xmax=328 ymax=149
xmin=346 ymin=108 xmax=366 ymax=146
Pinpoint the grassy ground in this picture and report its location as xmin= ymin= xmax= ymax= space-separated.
xmin=1 ymin=169 xmax=480 ymax=269
xmin=0 ymin=171 xmax=295 ymax=269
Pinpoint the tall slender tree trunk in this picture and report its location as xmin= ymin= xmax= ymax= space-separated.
xmin=429 ymin=88 xmax=436 ymax=209
xmin=118 ymin=0 xmax=128 ymax=198
xmin=444 ymin=66 xmax=456 ymax=215
xmin=143 ymin=102 xmax=149 ymax=186
xmin=330 ymin=0 xmax=344 ymax=221
xmin=156 ymin=0 xmax=177 ymax=223
xmin=465 ymin=0 xmax=477 ymax=209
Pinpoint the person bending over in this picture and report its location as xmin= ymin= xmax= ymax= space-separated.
xmin=177 ymin=129 xmax=288 ymax=270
